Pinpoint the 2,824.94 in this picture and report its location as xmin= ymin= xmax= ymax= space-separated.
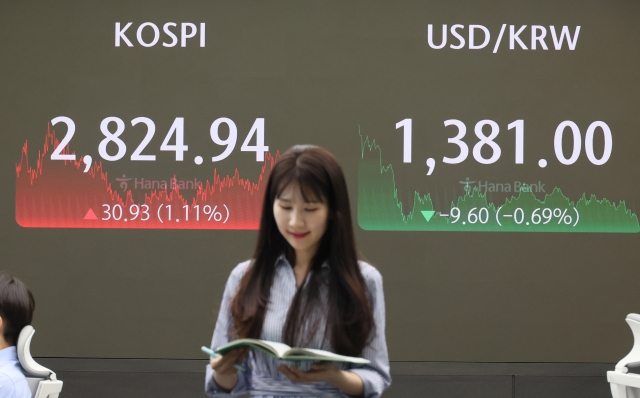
xmin=48 ymin=116 xmax=269 ymax=163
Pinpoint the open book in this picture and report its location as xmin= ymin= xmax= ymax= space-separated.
xmin=201 ymin=338 xmax=370 ymax=364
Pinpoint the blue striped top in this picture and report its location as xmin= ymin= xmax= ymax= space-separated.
xmin=205 ymin=256 xmax=391 ymax=397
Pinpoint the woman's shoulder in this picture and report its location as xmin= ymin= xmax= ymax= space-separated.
xmin=225 ymin=260 xmax=252 ymax=288
xmin=357 ymin=260 xmax=383 ymax=284
xmin=229 ymin=259 xmax=252 ymax=278
xmin=357 ymin=261 xmax=385 ymax=304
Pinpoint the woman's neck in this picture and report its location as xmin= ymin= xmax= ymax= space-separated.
xmin=292 ymin=248 xmax=316 ymax=288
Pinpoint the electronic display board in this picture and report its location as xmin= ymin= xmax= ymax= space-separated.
xmin=3 ymin=1 xmax=639 ymax=361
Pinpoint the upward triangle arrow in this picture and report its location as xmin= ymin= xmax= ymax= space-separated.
xmin=84 ymin=208 xmax=98 ymax=220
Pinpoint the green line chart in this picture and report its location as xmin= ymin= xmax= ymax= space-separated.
xmin=357 ymin=130 xmax=640 ymax=233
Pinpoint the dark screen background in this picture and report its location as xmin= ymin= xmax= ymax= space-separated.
xmin=1 ymin=0 xmax=639 ymax=361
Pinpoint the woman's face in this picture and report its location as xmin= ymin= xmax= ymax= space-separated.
xmin=273 ymin=183 xmax=329 ymax=259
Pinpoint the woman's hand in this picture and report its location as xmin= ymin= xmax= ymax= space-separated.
xmin=278 ymin=362 xmax=340 ymax=383
xmin=210 ymin=348 xmax=248 ymax=391
xmin=278 ymin=362 xmax=364 ymax=397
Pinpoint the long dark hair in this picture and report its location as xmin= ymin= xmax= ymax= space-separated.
xmin=230 ymin=145 xmax=374 ymax=356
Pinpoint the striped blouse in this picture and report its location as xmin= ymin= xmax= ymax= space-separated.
xmin=205 ymin=256 xmax=391 ymax=398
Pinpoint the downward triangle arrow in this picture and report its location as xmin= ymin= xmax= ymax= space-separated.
xmin=421 ymin=210 xmax=435 ymax=222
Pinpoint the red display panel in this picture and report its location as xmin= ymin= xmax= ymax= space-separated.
xmin=16 ymin=125 xmax=277 ymax=229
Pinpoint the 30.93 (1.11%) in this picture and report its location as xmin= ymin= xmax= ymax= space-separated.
xmin=101 ymin=203 xmax=230 ymax=224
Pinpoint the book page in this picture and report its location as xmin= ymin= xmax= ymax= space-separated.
xmin=283 ymin=348 xmax=370 ymax=364
xmin=216 ymin=339 xmax=292 ymax=358
xmin=252 ymin=340 xmax=293 ymax=358
xmin=213 ymin=339 xmax=369 ymax=363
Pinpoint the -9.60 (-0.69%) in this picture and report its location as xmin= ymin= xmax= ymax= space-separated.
xmin=444 ymin=206 xmax=579 ymax=227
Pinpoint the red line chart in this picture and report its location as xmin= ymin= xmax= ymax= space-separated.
xmin=16 ymin=124 xmax=277 ymax=229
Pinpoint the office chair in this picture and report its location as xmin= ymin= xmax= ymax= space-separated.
xmin=608 ymin=314 xmax=640 ymax=398
xmin=16 ymin=326 xmax=63 ymax=398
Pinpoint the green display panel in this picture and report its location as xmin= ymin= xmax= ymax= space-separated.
xmin=358 ymin=130 xmax=640 ymax=232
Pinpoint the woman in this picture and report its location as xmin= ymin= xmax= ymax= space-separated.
xmin=205 ymin=145 xmax=390 ymax=397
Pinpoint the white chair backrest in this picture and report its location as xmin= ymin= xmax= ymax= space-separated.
xmin=17 ymin=326 xmax=56 ymax=380
xmin=26 ymin=377 xmax=43 ymax=395
xmin=16 ymin=326 xmax=63 ymax=398
xmin=608 ymin=314 xmax=640 ymax=398
xmin=616 ymin=315 xmax=640 ymax=373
